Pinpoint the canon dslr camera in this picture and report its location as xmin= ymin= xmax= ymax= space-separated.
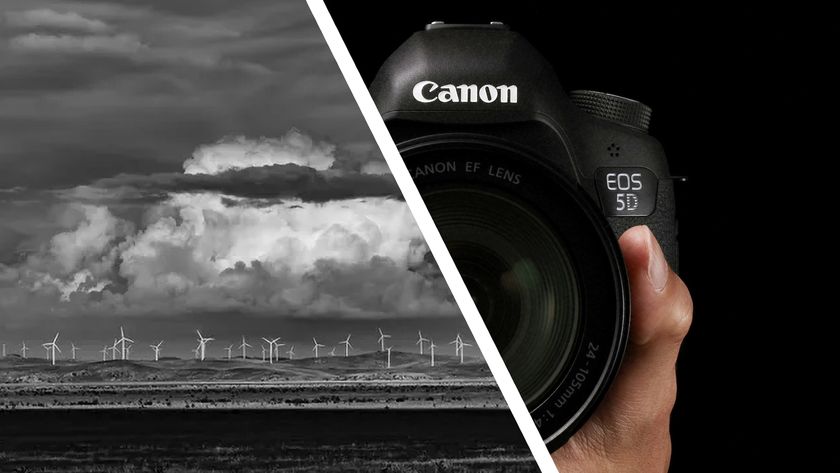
xmin=370 ymin=22 xmax=677 ymax=449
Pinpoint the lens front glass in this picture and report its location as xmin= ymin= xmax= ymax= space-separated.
xmin=423 ymin=186 xmax=579 ymax=406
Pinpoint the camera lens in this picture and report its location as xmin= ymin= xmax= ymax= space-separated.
xmin=402 ymin=138 xmax=629 ymax=448
xmin=424 ymin=186 xmax=579 ymax=406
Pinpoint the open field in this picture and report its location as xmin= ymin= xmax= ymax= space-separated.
xmin=0 ymin=352 xmax=503 ymax=409
xmin=0 ymin=380 xmax=504 ymax=409
xmin=0 ymin=351 xmax=489 ymax=383
xmin=0 ymin=409 xmax=537 ymax=472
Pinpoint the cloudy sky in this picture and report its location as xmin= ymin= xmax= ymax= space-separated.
xmin=0 ymin=0 xmax=467 ymax=359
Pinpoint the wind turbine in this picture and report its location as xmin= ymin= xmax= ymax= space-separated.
xmin=116 ymin=327 xmax=134 ymax=360
xmin=196 ymin=330 xmax=214 ymax=361
xmin=274 ymin=340 xmax=286 ymax=362
xmin=377 ymin=328 xmax=391 ymax=352
xmin=430 ymin=339 xmax=437 ymax=367
xmin=125 ymin=344 xmax=133 ymax=360
xmin=21 ymin=342 xmax=28 ymax=359
xmin=100 ymin=346 xmax=108 ymax=361
xmin=261 ymin=337 xmax=281 ymax=364
xmin=150 ymin=341 xmax=163 ymax=362
xmin=386 ymin=346 xmax=393 ymax=369
xmin=224 ymin=344 xmax=233 ymax=360
xmin=312 ymin=338 xmax=325 ymax=359
xmin=287 ymin=345 xmax=295 ymax=360
xmin=110 ymin=339 xmax=119 ymax=360
xmin=43 ymin=332 xmax=60 ymax=365
xmin=449 ymin=333 xmax=463 ymax=356
xmin=260 ymin=345 xmax=267 ymax=362
xmin=416 ymin=330 xmax=429 ymax=355
xmin=459 ymin=340 xmax=472 ymax=364
xmin=43 ymin=344 xmax=49 ymax=359
xmin=238 ymin=336 xmax=252 ymax=360
xmin=329 ymin=346 xmax=336 ymax=357
xmin=192 ymin=344 xmax=200 ymax=360
xmin=339 ymin=334 xmax=353 ymax=357
xmin=70 ymin=343 xmax=79 ymax=361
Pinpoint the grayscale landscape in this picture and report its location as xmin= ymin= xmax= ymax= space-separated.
xmin=0 ymin=0 xmax=538 ymax=470
xmin=0 ymin=351 xmax=504 ymax=409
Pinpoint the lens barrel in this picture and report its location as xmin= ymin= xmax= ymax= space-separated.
xmin=402 ymin=137 xmax=630 ymax=448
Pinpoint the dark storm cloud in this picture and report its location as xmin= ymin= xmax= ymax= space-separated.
xmin=0 ymin=0 xmax=460 ymax=343
xmin=60 ymin=164 xmax=400 ymax=204
xmin=0 ymin=0 xmax=380 ymax=190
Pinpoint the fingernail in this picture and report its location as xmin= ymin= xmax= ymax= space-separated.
xmin=646 ymin=226 xmax=669 ymax=293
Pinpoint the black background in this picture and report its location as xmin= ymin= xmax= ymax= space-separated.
xmin=325 ymin=2 xmax=827 ymax=470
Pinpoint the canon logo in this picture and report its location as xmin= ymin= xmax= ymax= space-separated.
xmin=412 ymin=80 xmax=518 ymax=104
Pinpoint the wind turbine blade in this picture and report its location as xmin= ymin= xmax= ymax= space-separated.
xmin=55 ymin=345 xmax=61 ymax=353
xmin=53 ymin=333 xmax=60 ymax=343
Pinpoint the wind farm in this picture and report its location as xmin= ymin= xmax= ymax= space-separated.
xmin=0 ymin=325 xmax=494 ymax=411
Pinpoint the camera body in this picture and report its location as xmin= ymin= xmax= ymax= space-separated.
xmin=371 ymin=23 xmax=677 ymax=449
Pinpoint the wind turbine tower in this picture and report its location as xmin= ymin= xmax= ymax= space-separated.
xmin=459 ymin=340 xmax=472 ymax=364
xmin=377 ymin=328 xmax=391 ymax=352
xmin=449 ymin=333 xmax=463 ymax=356
xmin=150 ymin=341 xmax=163 ymax=362
xmin=261 ymin=337 xmax=281 ymax=364
xmin=238 ymin=336 xmax=252 ymax=360
xmin=386 ymin=346 xmax=393 ymax=369
xmin=21 ymin=342 xmax=28 ymax=359
xmin=430 ymin=339 xmax=437 ymax=367
xmin=287 ymin=345 xmax=295 ymax=360
xmin=117 ymin=327 xmax=134 ymax=360
xmin=196 ymin=330 xmax=214 ymax=361
xmin=416 ymin=330 xmax=429 ymax=355
xmin=225 ymin=345 xmax=233 ymax=360
xmin=100 ymin=346 xmax=108 ymax=361
xmin=70 ymin=343 xmax=79 ymax=361
xmin=260 ymin=345 xmax=267 ymax=362
xmin=312 ymin=338 xmax=325 ymax=359
xmin=43 ymin=333 xmax=60 ymax=366
xmin=274 ymin=340 xmax=286 ymax=362
xmin=339 ymin=334 xmax=353 ymax=357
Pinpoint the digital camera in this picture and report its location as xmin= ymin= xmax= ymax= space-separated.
xmin=370 ymin=22 xmax=677 ymax=449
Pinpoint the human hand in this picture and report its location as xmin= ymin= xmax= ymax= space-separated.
xmin=551 ymin=225 xmax=693 ymax=472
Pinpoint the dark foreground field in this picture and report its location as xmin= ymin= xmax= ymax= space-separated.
xmin=0 ymin=410 xmax=537 ymax=472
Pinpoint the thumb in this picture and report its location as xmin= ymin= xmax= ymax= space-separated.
xmin=594 ymin=225 xmax=693 ymax=433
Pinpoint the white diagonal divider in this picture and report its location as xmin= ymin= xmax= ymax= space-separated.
xmin=305 ymin=2 xmax=556 ymax=471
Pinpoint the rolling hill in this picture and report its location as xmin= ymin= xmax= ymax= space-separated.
xmin=0 ymin=351 xmax=491 ymax=384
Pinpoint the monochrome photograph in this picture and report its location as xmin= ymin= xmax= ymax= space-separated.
xmin=0 ymin=1 xmax=535 ymax=471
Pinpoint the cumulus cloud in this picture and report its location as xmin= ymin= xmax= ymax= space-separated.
xmin=184 ymin=130 xmax=336 ymax=175
xmin=9 ymin=33 xmax=147 ymax=55
xmin=5 ymin=9 xmax=111 ymax=33
xmin=47 ymin=205 xmax=133 ymax=275
xmin=6 ymin=132 xmax=452 ymax=319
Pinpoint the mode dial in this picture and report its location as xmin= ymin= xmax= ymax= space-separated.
xmin=570 ymin=90 xmax=652 ymax=133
